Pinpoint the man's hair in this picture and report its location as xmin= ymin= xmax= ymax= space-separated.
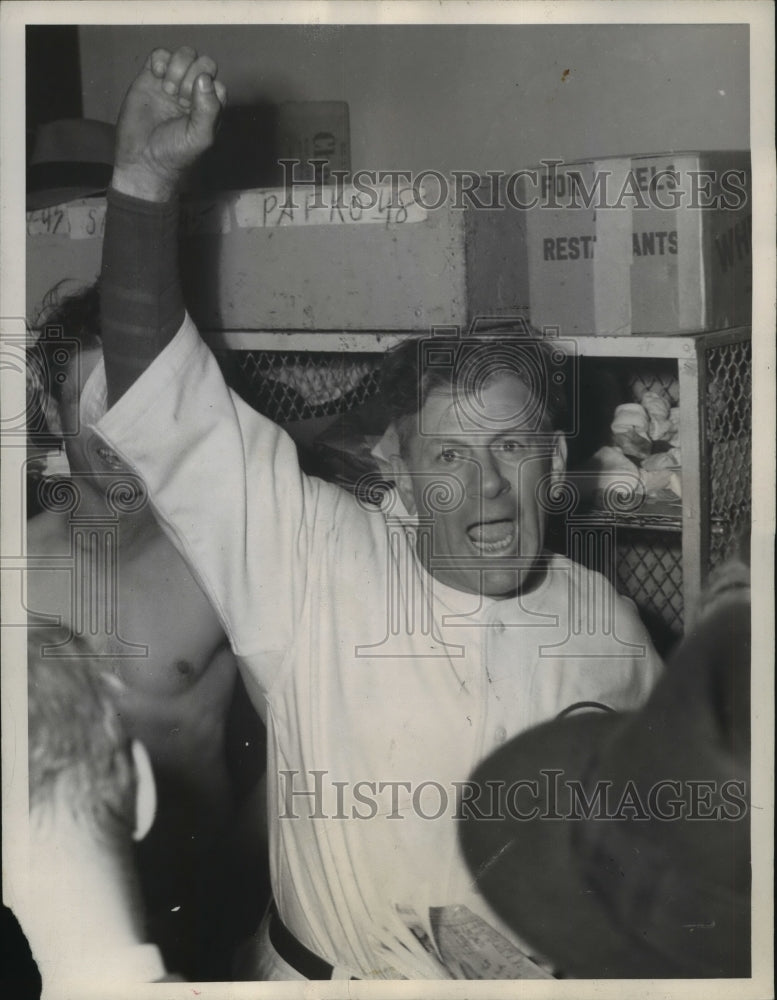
xmin=28 ymin=628 xmax=136 ymax=850
xmin=379 ymin=331 xmax=569 ymax=455
xmin=29 ymin=282 xmax=101 ymax=407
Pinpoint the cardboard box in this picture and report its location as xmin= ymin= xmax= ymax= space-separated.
xmin=26 ymin=182 xmax=530 ymax=331
xmin=25 ymin=201 xmax=102 ymax=326
xmin=523 ymin=152 xmax=751 ymax=335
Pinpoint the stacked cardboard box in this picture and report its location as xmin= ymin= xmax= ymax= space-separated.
xmin=26 ymin=181 xmax=530 ymax=332
xmin=522 ymin=151 xmax=751 ymax=335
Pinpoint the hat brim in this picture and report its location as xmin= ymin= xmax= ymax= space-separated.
xmin=460 ymin=712 xmax=719 ymax=979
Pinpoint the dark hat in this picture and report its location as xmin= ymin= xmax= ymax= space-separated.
xmin=460 ymin=596 xmax=751 ymax=978
xmin=27 ymin=118 xmax=114 ymax=211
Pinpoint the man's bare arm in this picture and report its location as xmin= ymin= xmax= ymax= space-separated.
xmin=100 ymin=47 xmax=226 ymax=405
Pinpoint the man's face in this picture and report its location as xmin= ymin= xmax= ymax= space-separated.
xmin=393 ymin=373 xmax=566 ymax=599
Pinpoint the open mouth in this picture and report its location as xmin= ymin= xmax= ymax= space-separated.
xmin=466 ymin=519 xmax=516 ymax=554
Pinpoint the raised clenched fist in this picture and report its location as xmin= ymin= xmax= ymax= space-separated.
xmin=112 ymin=46 xmax=228 ymax=202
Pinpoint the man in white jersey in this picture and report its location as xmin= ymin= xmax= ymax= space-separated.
xmin=84 ymin=45 xmax=663 ymax=980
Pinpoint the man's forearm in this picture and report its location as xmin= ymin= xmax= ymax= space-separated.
xmin=100 ymin=188 xmax=184 ymax=406
xmin=98 ymin=47 xmax=226 ymax=406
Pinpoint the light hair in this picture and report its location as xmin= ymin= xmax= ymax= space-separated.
xmin=28 ymin=627 xmax=136 ymax=851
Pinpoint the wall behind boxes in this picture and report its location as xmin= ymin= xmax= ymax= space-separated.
xmin=79 ymin=24 xmax=749 ymax=174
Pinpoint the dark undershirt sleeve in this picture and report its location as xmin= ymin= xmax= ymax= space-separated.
xmin=100 ymin=187 xmax=185 ymax=407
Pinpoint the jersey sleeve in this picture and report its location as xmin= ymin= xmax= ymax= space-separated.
xmin=86 ymin=313 xmax=338 ymax=664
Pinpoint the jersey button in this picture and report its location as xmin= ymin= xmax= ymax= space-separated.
xmin=492 ymin=620 xmax=506 ymax=634
xmin=494 ymin=726 xmax=507 ymax=744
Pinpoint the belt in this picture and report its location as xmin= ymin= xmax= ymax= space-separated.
xmin=267 ymin=901 xmax=360 ymax=980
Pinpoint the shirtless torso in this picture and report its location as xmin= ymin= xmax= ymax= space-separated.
xmin=26 ymin=504 xmax=237 ymax=804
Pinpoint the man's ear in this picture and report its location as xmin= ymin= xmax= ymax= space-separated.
xmin=130 ymin=740 xmax=156 ymax=842
xmin=551 ymin=432 xmax=567 ymax=480
xmin=387 ymin=452 xmax=417 ymax=516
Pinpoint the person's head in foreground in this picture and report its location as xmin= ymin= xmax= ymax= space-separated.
xmin=24 ymin=629 xmax=162 ymax=987
xmin=460 ymin=563 xmax=751 ymax=978
xmin=28 ymin=283 xmax=142 ymax=509
xmin=28 ymin=283 xmax=103 ymax=463
xmin=380 ymin=331 xmax=568 ymax=599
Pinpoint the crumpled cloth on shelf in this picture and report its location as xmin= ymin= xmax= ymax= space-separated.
xmin=640 ymin=449 xmax=682 ymax=497
xmin=606 ymin=393 xmax=683 ymax=496
xmin=611 ymin=403 xmax=652 ymax=460
xmin=584 ymin=445 xmax=644 ymax=506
